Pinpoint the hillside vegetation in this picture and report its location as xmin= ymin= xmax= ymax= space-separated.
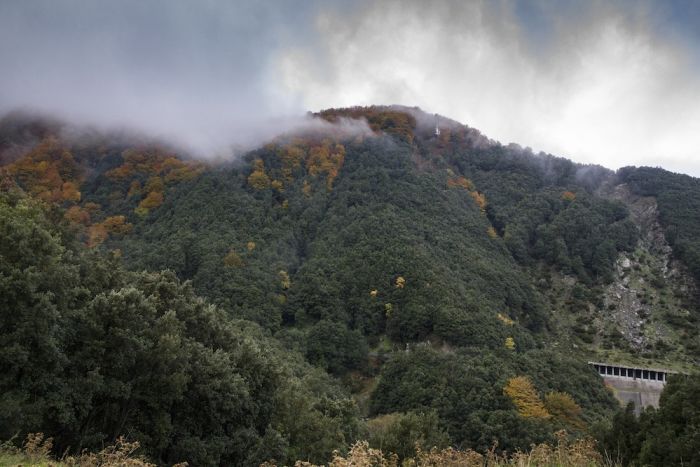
xmin=1 ymin=106 xmax=699 ymax=465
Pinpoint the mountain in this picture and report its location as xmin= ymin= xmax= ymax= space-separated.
xmin=1 ymin=106 xmax=699 ymax=465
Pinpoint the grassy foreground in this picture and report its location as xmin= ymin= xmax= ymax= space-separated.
xmin=1 ymin=432 xmax=614 ymax=467
xmin=0 ymin=433 xmax=161 ymax=467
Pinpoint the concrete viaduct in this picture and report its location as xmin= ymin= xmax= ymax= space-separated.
xmin=588 ymin=361 xmax=675 ymax=413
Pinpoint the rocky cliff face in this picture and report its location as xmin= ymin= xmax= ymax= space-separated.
xmin=598 ymin=183 xmax=697 ymax=363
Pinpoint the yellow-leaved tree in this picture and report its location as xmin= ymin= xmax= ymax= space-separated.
xmin=137 ymin=190 xmax=164 ymax=213
xmin=497 ymin=313 xmax=514 ymax=326
xmin=248 ymin=159 xmax=271 ymax=190
xmin=279 ymin=270 xmax=291 ymax=289
xmin=278 ymin=144 xmax=305 ymax=181
xmin=270 ymin=179 xmax=284 ymax=192
xmin=385 ymin=303 xmax=393 ymax=317
xmin=470 ymin=191 xmax=487 ymax=212
xmin=503 ymin=376 xmax=550 ymax=419
xmin=223 ymin=249 xmax=245 ymax=268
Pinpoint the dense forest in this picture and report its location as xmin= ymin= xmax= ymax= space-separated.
xmin=1 ymin=106 xmax=699 ymax=465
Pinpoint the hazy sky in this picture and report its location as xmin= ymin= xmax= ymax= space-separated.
xmin=1 ymin=0 xmax=699 ymax=175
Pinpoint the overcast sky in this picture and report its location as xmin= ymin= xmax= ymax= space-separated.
xmin=1 ymin=0 xmax=699 ymax=175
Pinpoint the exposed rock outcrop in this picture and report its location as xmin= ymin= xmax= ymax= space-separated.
xmin=598 ymin=183 xmax=696 ymax=353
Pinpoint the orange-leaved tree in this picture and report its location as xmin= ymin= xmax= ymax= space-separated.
xmin=446 ymin=176 xmax=474 ymax=191
xmin=544 ymin=391 xmax=585 ymax=430
xmin=562 ymin=191 xmax=576 ymax=201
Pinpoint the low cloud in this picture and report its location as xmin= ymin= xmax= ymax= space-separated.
xmin=276 ymin=0 xmax=700 ymax=175
xmin=1 ymin=1 xmax=699 ymax=174
xmin=0 ymin=0 xmax=321 ymax=156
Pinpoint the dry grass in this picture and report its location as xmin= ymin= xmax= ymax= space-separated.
xmin=0 ymin=433 xmax=186 ymax=467
xmin=263 ymin=431 xmax=614 ymax=467
xmin=3 ymin=431 xmax=613 ymax=467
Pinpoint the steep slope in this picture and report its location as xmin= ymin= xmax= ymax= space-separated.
xmin=543 ymin=180 xmax=700 ymax=371
xmin=2 ymin=106 xmax=699 ymax=458
xmin=101 ymin=112 xmax=622 ymax=449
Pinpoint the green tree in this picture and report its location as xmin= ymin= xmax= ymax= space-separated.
xmin=305 ymin=320 xmax=368 ymax=375
xmin=639 ymin=374 xmax=700 ymax=466
xmin=367 ymin=411 xmax=450 ymax=460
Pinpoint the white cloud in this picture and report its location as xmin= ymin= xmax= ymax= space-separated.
xmin=274 ymin=0 xmax=700 ymax=175
xmin=1 ymin=0 xmax=698 ymax=174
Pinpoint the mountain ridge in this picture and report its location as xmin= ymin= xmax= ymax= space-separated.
xmin=1 ymin=105 xmax=699 ymax=465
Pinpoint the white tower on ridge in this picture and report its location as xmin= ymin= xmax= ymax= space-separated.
xmin=434 ymin=114 xmax=440 ymax=137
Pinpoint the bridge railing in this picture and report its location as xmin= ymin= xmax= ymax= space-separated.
xmin=588 ymin=361 xmax=674 ymax=383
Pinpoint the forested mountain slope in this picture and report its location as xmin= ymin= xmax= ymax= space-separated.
xmin=1 ymin=106 xmax=699 ymax=465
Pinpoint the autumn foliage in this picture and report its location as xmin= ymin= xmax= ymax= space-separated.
xmin=87 ymin=215 xmax=133 ymax=247
xmin=1 ymin=137 xmax=204 ymax=248
xmin=64 ymin=205 xmax=90 ymax=225
xmin=446 ymin=176 xmax=474 ymax=191
xmin=317 ymin=106 xmax=417 ymax=143
xmin=277 ymin=143 xmax=306 ymax=181
xmin=470 ymin=191 xmax=487 ymax=212
xmin=223 ymin=249 xmax=245 ymax=268
xmin=138 ymin=190 xmax=164 ymax=210
xmin=1 ymin=137 xmax=82 ymax=203
xmin=447 ymin=174 xmax=487 ymax=212
xmin=106 ymin=149 xmax=202 ymax=183
xmin=248 ymin=159 xmax=272 ymax=190
xmin=544 ymin=392 xmax=585 ymax=430
xmin=503 ymin=376 xmax=551 ymax=419
xmin=105 ymin=149 xmax=202 ymax=216
xmin=496 ymin=313 xmax=514 ymax=326
xmin=248 ymin=140 xmax=347 ymax=193
xmin=306 ymin=140 xmax=346 ymax=190
xmin=562 ymin=191 xmax=577 ymax=201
